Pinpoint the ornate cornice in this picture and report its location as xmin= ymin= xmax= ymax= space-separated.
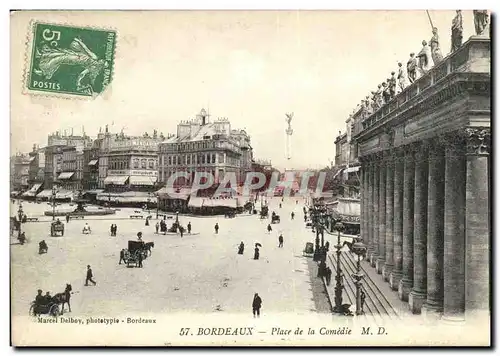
xmin=465 ymin=127 xmax=491 ymax=155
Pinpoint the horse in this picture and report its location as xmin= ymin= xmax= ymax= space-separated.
xmin=53 ymin=284 xmax=72 ymax=314
xmin=143 ymin=242 xmax=154 ymax=256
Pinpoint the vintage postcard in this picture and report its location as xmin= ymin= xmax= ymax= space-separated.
xmin=10 ymin=10 xmax=491 ymax=347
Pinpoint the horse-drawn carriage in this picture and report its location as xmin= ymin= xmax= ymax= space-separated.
xmin=50 ymin=220 xmax=65 ymax=236
xmin=260 ymin=206 xmax=269 ymax=219
xmin=123 ymin=240 xmax=149 ymax=267
xmin=29 ymin=300 xmax=60 ymax=317
xmin=271 ymin=212 xmax=280 ymax=224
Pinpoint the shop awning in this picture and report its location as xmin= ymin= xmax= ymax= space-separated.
xmin=23 ymin=183 xmax=42 ymax=196
xmin=129 ymin=176 xmax=157 ymax=186
xmin=88 ymin=160 xmax=98 ymax=166
xmin=96 ymin=191 xmax=152 ymax=203
xmin=346 ymin=166 xmax=361 ymax=173
xmin=36 ymin=189 xmax=53 ymax=198
xmin=332 ymin=168 xmax=344 ymax=180
xmin=156 ymin=187 xmax=191 ymax=200
xmin=58 ymin=172 xmax=75 ymax=180
xmin=211 ymin=198 xmax=237 ymax=208
xmin=56 ymin=190 xmax=74 ymax=199
xmin=84 ymin=189 xmax=104 ymax=195
xmin=188 ymin=197 xmax=203 ymax=208
xmin=104 ymin=176 xmax=129 ymax=185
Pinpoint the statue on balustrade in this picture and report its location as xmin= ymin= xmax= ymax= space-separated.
xmin=375 ymin=84 xmax=384 ymax=108
xmin=397 ymin=62 xmax=408 ymax=91
xmin=382 ymin=81 xmax=391 ymax=104
xmin=473 ymin=10 xmax=489 ymax=36
xmin=362 ymin=96 xmax=372 ymax=117
xmin=430 ymin=28 xmax=444 ymax=65
xmin=407 ymin=53 xmax=417 ymax=83
xmin=417 ymin=40 xmax=432 ymax=75
xmin=451 ymin=10 xmax=463 ymax=52
xmin=389 ymin=72 xmax=397 ymax=98
xmin=370 ymin=91 xmax=379 ymax=112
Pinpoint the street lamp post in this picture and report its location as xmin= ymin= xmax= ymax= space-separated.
xmin=156 ymin=194 xmax=159 ymax=219
xmin=51 ymin=185 xmax=57 ymax=221
xmin=351 ymin=242 xmax=367 ymax=315
xmin=17 ymin=201 xmax=24 ymax=238
xmin=333 ymin=221 xmax=345 ymax=314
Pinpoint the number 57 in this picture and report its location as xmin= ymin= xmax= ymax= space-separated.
xmin=42 ymin=29 xmax=61 ymax=46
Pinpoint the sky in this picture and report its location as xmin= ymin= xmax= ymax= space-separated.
xmin=10 ymin=10 xmax=477 ymax=171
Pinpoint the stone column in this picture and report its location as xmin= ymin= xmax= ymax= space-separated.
xmin=409 ymin=143 xmax=429 ymax=314
xmin=366 ymin=159 xmax=374 ymax=255
xmin=390 ymin=148 xmax=404 ymax=290
xmin=465 ymin=128 xmax=490 ymax=317
xmin=376 ymin=154 xmax=387 ymax=274
xmin=422 ymin=139 xmax=445 ymax=316
xmin=383 ymin=153 xmax=394 ymax=282
xmin=399 ymin=145 xmax=415 ymax=302
xmin=370 ymin=156 xmax=380 ymax=267
xmin=360 ymin=159 xmax=367 ymax=245
xmin=443 ymin=133 xmax=466 ymax=320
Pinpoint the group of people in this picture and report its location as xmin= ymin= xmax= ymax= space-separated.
xmin=109 ymin=224 xmax=118 ymax=236
xmin=34 ymin=289 xmax=54 ymax=307
xmin=356 ymin=10 xmax=489 ymax=121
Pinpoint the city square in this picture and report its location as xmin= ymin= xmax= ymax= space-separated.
xmin=10 ymin=9 xmax=491 ymax=346
xmin=11 ymin=196 xmax=331 ymax=317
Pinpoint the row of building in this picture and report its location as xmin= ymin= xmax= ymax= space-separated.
xmin=11 ymin=109 xmax=277 ymax=207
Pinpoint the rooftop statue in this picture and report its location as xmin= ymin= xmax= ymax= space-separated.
xmin=473 ymin=10 xmax=489 ymax=36
xmin=417 ymin=40 xmax=432 ymax=75
xmin=430 ymin=27 xmax=444 ymax=65
xmin=451 ymin=10 xmax=463 ymax=52
xmin=407 ymin=53 xmax=417 ymax=83
xmin=397 ymin=62 xmax=408 ymax=91
xmin=389 ymin=72 xmax=397 ymax=99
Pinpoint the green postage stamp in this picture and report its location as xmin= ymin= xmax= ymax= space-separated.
xmin=26 ymin=22 xmax=116 ymax=97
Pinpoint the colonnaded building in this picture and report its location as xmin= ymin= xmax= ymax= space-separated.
xmin=353 ymin=36 xmax=490 ymax=320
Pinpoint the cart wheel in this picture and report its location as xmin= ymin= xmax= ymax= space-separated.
xmin=29 ymin=304 xmax=36 ymax=316
xmin=49 ymin=304 xmax=60 ymax=317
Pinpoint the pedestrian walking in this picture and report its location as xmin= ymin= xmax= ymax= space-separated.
xmin=137 ymin=232 xmax=143 ymax=241
xmin=214 ymin=223 xmax=219 ymax=234
xmin=138 ymin=253 xmax=143 ymax=268
xmin=238 ymin=241 xmax=244 ymax=255
xmin=252 ymin=293 xmax=262 ymax=317
xmin=325 ymin=267 xmax=332 ymax=286
xmin=110 ymin=224 xmax=114 ymax=236
xmin=279 ymin=203 xmax=282 ymax=208
xmin=85 ymin=265 xmax=97 ymax=286
xmin=145 ymin=217 xmax=150 ymax=226
xmin=155 ymin=222 xmax=159 ymax=234
xmin=254 ymin=246 xmax=260 ymax=260
xmin=119 ymin=249 xmax=125 ymax=264
xmin=180 ymin=226 xmax=184 ymax=238
xmin=291 ymin=212 xmax=295 ymax=220
xmin=114 ymin=224 xmax=118 ymax=236
xmin=278 ymin=234 xmax=283 ymax=248
xmin=360 ymin=290 xmax=366 ymax=314
xmin=267 ymin=224 xmax=272 ymax=233
xmin=187 ymin=222 xmax=192 ymax=234
xmin=66 ymin=214 xmax=70 ymax=223
xmin=304 ymin=214 xmax=307 ymax=223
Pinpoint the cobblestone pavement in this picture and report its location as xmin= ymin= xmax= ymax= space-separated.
xmin=11 ymin=197 xmax=328 ymax=317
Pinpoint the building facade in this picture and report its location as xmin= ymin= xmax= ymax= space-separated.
xmin=12 ymin=154 xmax=31 ymax=192
xmin=83 ymin=140 xmax=101 ymax=191
xmin=354 ymin=37 xmax=490 ymax=319
xmin=158 ymin=109 xmax=253 ymax=188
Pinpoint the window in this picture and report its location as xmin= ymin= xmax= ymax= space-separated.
xmin=218 ymin=153 xmax=224 ymax=163
xmin=201 ymin=155 xmax=205 ymax=164
xmin=206 ymin=154 xmax=210 ymax=164
xmin=168 ymin=156 xmax=172 ymax=165
xmin=148 ymin=159 xmax=154 ymax=169
xmin=212 ymin=153 xmax=216 ymax=164
xmin=187 ymin=155 xmax=191 ymax=165
xmin=133 ymin=158 xmax=139 ymax=169
xmin=141 ymin=159 xmax=146 ymax=168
